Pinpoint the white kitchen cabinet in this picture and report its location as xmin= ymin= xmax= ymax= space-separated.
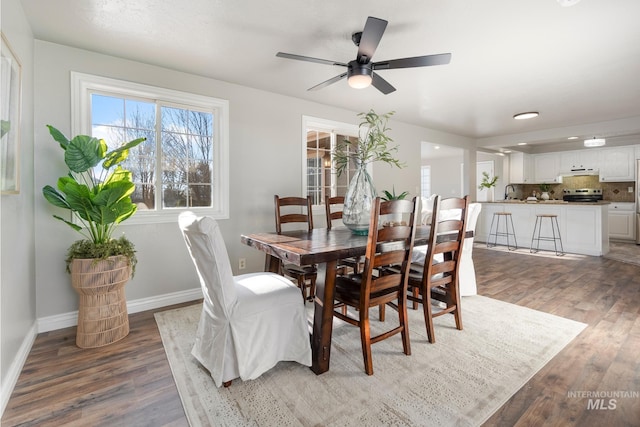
xmin=559 ymin=149 xmax=599 ymax=173
xmin=533 ymin=153 xmax=561 ymax=183
xmin=608 ymin=202 xmax=636 ymax=241
xmin=599 ymin=146 xmax=635 ymax=182
xmin=509 ymin=152 xmax=533 ymax=184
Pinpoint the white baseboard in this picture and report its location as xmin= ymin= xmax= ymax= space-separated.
xmin=1 ymin=287 xmax=203 ymax=419
xmin=37 ymin=287 xmax=202 ymax=333
xmin=1 ymin=322 xmax=37 ymax=417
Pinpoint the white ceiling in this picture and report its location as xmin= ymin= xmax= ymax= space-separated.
xmin=20 ymin=0 xmax=640 ymax=153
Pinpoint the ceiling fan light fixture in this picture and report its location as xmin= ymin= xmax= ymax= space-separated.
xmin=584 ymin=137 xmax=606 ymax=147
xmin=348 ymin=73 xmax=372 ymax=89
xmin=513 ymin=112 xmax=539 ymax=120
xmin=347 ymin=61 xmax=373 ymax=89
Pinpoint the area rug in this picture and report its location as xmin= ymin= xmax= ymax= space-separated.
xmin=155 ymin=295 xmax=586 ymax=427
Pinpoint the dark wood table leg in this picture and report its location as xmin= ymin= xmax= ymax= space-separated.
xmin=311 ymin=260 xmax=336 ymax=375
xmin=264 ymin=254 xmax=281 ymax=273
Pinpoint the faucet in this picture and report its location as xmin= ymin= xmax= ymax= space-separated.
xmin=504 ymin=184 xmax=516 ymax=200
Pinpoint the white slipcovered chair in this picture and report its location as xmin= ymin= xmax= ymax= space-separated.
xmin=414 ymin=197 xmax=481 ymax=296
xmin=178 ymin=212 xmax=311 ymax=387
xmin=458 ymin=202 xmax=482 ymax=296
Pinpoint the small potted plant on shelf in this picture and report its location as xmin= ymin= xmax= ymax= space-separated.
xmin=332 ymin=110 xmax=405 ymax=234
xmin=42 ymin=125 xmax=145 ymax=348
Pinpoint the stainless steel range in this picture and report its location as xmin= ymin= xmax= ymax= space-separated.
xmin=562 ymin=188 xmax=603 ymax=203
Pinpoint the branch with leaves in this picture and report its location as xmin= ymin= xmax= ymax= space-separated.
xmin=333 ymin=110 xmax=405 ymax=176
xmin=478 ymin=171 xmax=498 ymax=189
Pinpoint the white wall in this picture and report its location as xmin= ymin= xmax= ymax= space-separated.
xmin=1 ymin=0 xmax=36 ymax=413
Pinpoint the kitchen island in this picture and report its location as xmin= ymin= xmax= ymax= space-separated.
xmin=475 ymin=201 xmax=610 ymax=256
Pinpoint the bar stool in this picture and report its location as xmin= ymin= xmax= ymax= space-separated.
xmin=487 ymin=212 xmax=518 ymax=250
xmin=530 ymin=214 xmax=564 ymax=256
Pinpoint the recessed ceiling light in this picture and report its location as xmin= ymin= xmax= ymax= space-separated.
xmin=584 ymin=137 xmax=606 ymax=147
xmin=503 ymin=150 xmax=512 ymax=154
xmin=517 ymin=142 xmax=527 ymax=146
xmin=567 ymin=136 xmax=578 ymax=140
xmin=434 ymin=146 xmax=440 ymax=149
xmin=557 ymin=0 xmax=581 ymax=7
xmin=513 ymin=112 xmax=539 ymax=120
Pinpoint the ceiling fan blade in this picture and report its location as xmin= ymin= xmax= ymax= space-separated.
xmin=308 ymin=72 xmax=348 ymax=91
xmin=276 ymin=52 xmax=348 ymax=67
xmin=356 ymin=17 xmax=388 ymax=63
xmin=371 ymin=72 xmax=396 ymax=95
xmin=374 ymin=53 xmax=452 ymax=70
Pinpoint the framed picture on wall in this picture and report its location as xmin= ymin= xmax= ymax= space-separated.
xmin=1 ymin=32 xmax=22 ymax=194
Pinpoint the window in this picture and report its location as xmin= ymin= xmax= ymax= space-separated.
xmin=71 ymin=72 xmax=229 ymax=222
xmin=303 ymin=117 xmax=360 ymax=206
xmin=421 ymin=165 xmax=431 ymax=198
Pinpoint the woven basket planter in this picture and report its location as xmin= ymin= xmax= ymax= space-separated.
xmin=70 ymin=256 xmax=131 ymax=348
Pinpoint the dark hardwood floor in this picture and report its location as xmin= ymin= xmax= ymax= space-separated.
xmin=3 ymin=245 xmax=639 ymax=426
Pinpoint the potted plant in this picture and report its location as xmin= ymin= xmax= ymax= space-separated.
xmin=478 ymin=171 xmax=498 ymax=202
xmin=42 ymin=125 xmax=145 ymax=348
xmin=332 ymin=110 xmax=405 ymax=234
xmin=539 ymin=183 xmax=551 ymax=200
xmin=381 ymin=186 xmax=409 ymax=201
xmin=381 ymin=187 xmax=409 ymax=226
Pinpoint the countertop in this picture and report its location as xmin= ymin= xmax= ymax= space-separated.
xmin=483 ymin=200 xmax=611 ymax=205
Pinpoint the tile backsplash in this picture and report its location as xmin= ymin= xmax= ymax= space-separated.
xmin=509 ymin=176 xmax=636 ymax=202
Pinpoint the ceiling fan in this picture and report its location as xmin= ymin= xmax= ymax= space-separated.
xmin=276 ymin=16 xmax=451 ymax=95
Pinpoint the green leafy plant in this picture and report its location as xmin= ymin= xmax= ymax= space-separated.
xmin=478 ymin=171 xmax=498 ymax=190
xmin=42 ymin=125 xmax=145 ymax=272
xmin=539 ymin=183 xmax=551 ymax=192
xmin=332 ymin=110 xmax=405 ymax=176
xmin=381 ymin=186 xmax=409 ymax=201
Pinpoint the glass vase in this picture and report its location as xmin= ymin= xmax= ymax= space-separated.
xmin=343 ymin=163 xmax=376 ymax=235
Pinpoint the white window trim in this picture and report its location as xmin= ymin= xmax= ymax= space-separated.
xmin=71 ymin=72 xmax=229 ymax=223
xmin=301 ymin=115 xmax=368 ymax=207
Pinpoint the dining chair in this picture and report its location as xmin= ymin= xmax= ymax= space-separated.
xmin=178 ymin=212 xmax=311 ymax=387
xmin=407 ymin=195 xmax=468 ymax=343
xmin=325 ymin=195 xmax=363 ymax=274
xmin=332 ymin=197 xmax=419 ymax=375
xmin=274 ymin=195 xmax=317 ymax=301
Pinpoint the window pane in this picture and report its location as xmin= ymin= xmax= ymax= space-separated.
xmin=163 ymin=184 xmax=187 ymax=208
xmin=189 ymin=184 xmax=212 ymax=207
xmin=92 ymin=94 xmax=123 ymax=126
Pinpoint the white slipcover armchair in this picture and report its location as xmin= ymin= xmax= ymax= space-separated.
xmin=178 ymin=212 xmax=311 ymax=387
xmin=415 ymin=197 xmax=482 ymax=296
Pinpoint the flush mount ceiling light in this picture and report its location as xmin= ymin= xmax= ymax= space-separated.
xmin=517 ymin=142 xmax=527 ymax=146
xmin=347 ymin=62 xmax=373 ymax=89
xmin=513 ymin=112 xmax=539 ymax=120
xmin=557 ymin=0 xmax=581 ymax=7
xmin=567 ymin=136 xmax=578 ymax=140
xmin=584 ymin=137 xmax=606 ymax=147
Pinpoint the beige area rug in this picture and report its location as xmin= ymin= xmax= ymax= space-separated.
xmin=155 ymin=296 xmax=586 ymax=427
xmin=605 ymin=241 xmax=640 ymax=266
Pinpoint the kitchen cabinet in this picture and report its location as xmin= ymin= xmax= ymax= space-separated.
xmin=509 ymin=152 xmax=533 ymax=183
xmin=599 ymin=146 xmax=635 ymax=182
xmin=559 ymin=149 xmax=599 ymax=172
xmin=533 ymin=153 xmax=561 ymax=183
xmin=608 ymin=202 xmax=636 ymax=241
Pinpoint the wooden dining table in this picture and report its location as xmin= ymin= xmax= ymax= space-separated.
xmin=240 ymin=225 xmax=440 ymax=375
